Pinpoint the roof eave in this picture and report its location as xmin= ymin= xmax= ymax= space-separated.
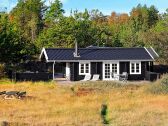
xmin=39 ymin=48 xmax=49 ymax=62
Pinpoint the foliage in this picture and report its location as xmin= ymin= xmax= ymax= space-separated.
xmin=10 ymin=0 xmax=46 ymax=42
xmin=161 ymin=74 xmax=168 ymax=86
xmin=0 ymin=13 xmax=29 ymax=63
xmin=101 ymin=104 xmax=109 ymax=124
xmin=0 ymin=1 xmax=167 ymax=64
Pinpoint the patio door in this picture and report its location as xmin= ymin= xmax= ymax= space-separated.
xmin=103 ymin=62 xmax=119 ymax=80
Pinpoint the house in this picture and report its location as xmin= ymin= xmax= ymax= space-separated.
xmin=39 ymin=45 xmax=159 ymax=81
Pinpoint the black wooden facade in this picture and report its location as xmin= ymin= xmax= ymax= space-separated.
xmin=14 ymin=61 xmax=158 ymax=81
xmin=70 ymin=62 xmax=103 ymax=81
xmin=69 ymin=61 xmax=153 ymax=81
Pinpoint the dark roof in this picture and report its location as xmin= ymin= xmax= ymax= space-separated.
xmin=40 ymin=47 xmax=156 ymax=61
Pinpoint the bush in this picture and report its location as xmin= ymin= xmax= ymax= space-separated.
xmin=101 ymin=104 xmax=109 ymax=124
xmin=161 ymin=74 xmax=168 ymax=86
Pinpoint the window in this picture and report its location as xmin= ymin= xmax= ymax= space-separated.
xmin=79 ymin=62 xmax=90 ymax=75
xmin=130 ymin=62 xmax=141 ymax=74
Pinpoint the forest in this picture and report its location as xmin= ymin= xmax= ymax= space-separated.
xmin=0 ymin=0 xmax=168 ymax=65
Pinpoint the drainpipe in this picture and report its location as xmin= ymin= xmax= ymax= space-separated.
xmin=53 ymin=61 xmax=55 ymax=80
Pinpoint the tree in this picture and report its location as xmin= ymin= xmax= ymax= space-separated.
xmin=0 ymin=13 xmax=27 ymax=63
xmin=45 ymin=0 xmax=65 ymax=26
xmin=10 ymin=0 xmax=46 ymax=42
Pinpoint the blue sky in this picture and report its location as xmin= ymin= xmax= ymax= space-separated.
xmin=0 ymin=0 xmax=167 ymax=15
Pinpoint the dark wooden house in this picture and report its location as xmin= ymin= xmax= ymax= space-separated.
xmin=39 ymin=46 xmax=159 ymax=81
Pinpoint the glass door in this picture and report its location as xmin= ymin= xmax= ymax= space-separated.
xmin=104 ymin=63 xmax=111 ymax=79
xmin=103 ymin=62 xmax=119 ymax=80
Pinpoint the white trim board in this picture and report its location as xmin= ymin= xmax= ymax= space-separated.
xmin=144 ymin=47 xmax=154 ymax=60
xmin=151 ymin=47 xmax=159 ymax=57
xmin=130 ymin=61 xmax=141 ymax=75
xmin=79 ymin=62 xmax=91 ymax=75
xmin=39 ymin=48 xmax=49 ymax=62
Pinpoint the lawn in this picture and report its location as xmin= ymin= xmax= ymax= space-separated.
xmin=0 ymin=80 xmax=168 ymax=126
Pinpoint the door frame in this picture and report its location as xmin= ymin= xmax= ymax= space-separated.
xmin=103 ymin=61 xmax=120 ymax=80
xmin=65 ymin=62 xmax=70 ymax=80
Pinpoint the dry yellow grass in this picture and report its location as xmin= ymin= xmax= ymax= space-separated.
xmin=0 ymin=80 xmax=168 ymax=126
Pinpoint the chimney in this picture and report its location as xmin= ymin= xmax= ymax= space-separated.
xmin=73 ymin=39 xmax=80 ymax=57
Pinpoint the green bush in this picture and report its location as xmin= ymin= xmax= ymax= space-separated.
xmin=101 ymin=104 xmax=109 ymax=124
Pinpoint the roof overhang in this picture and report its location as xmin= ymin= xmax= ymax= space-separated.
xmin=144 ymin=47 xmax=159 ymax=61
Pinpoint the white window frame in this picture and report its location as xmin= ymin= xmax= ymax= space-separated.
xmin=79 ymin=62 xmax=90 ymax=75
xmin=130 ymin=61 xmax=141 ymax=75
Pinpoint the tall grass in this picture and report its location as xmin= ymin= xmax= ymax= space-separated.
xmin=146 ymin=74 xmax=168 ymax=94
xmin=0 ymin=79 xmax=168 ymax=125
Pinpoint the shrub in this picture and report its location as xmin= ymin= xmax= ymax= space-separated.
xmin=101 ymin=104 xmax=109 ymax=124
xmin=161 ymin=74 xmax=168 ymax=86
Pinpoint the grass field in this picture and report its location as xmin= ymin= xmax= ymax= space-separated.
xmin=0 ymin=79 xmax=168 ymax=126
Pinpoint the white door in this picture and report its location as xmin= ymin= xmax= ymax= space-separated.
xmin=103 ymin=62 xmax=119 ymax=80
xmin=66 ymin=63 xmax=70 ymax=80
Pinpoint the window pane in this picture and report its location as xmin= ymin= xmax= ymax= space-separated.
xmin=80 ymin=64 xmax=84 ymax=73
xmin=81 ymin=69 xmax=84 ymax=73
xmin=131 ymin=63 xmax=135 ymax=73
xmin=136 ymin=63 xmax=139 ymax=73
xmin=85 ymin=64 xmax=89 ymax=73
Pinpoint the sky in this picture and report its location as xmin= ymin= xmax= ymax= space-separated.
xmin=0 ymin=0 xmax=167 ymax=15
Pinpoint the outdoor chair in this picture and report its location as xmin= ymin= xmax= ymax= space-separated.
xmin=111 ymin=73 xmax=119 ymax=80
xmin=119 ymin=72 xmax=128 ymax=82
xmin=81 ymin=75 xmax=92 ymax=81
xmin=91 ymin=74 xmax=100 ymax=81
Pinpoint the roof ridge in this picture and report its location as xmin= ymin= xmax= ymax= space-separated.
xmin=45 ymin=47 xmax=145 ymax=50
